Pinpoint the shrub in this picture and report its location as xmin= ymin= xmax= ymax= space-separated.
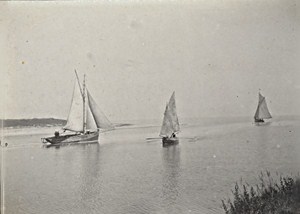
xmin=222 ymin=171 xmax=300 ymax=214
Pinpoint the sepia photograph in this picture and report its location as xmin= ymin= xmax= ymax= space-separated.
xmin=0 ymin=0 xmax=299 ymax=213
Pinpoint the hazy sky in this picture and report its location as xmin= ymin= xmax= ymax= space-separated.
xmin=1 ymin=0 xmax=299 ymax=122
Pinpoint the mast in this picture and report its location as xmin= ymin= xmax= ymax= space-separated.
xmin=83 ymin=74 xmax=86 ymax=133
xmin=73 ymin=70 xmax=86 ymax=133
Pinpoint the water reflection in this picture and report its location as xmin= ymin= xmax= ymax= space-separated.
xmin=77 ymin=144 xmax=102 ymax=203
xmin=161 ymin=145 xmax=181 ymax=206
xmin=255 ymin=125 xmax=272 ymax=168
xmin=46 ymin=143 xmax=103 ymax=210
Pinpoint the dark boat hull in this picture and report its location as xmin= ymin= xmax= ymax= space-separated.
xmin=162 ymin=137 xmax=179 ymax=147
xmin=254 ymin=121 xmax=271 ymax=126
xmin=254 ymin=118 xmax=271 ymax=126
xmin=41 ymin=132 xmax=99 ymax=147
xmin=255 ymin=118 xmax=264 ymax=123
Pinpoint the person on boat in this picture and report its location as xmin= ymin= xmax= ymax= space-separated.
xmin=54 ymin=131 xmax=59 ymax=138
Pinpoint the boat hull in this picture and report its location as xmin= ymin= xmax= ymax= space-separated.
xmin=41 ymin=132 xmax=99 ymax=147
xmin=255 ymin=119 xmax=265 ymax=123
xmin=254 ymin=118 xmax=271 ymax=126
xmin=162 ymin=137 xmax=179 ymax=147
xmin=254 ymin=121 xmax=271 ymax=126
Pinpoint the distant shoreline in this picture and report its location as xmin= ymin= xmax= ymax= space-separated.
xmin=1 ymin=115 xmax=299 ymax=129
xmin=0 ymin=118 xmax=133 ymax=129
xmin=0 ymin=118 xmax=66 ymax=128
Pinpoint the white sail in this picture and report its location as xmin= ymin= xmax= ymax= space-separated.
xmin=86 ymin=97 xmax=98 ymax=131
xmin=159 ymin=92 xmax=180 ymax=137
xmin=63 ymin=80 xmax=84 ymax=132
xmin=87 ymin=90 xmax=114 ymax=130
xmin=254 ymin=93 xmax=272 ymax=120
xmin=160 ymin=104 xmax=174 ymax=137
xmin=168 ymin=92 xmax=180 ymax=132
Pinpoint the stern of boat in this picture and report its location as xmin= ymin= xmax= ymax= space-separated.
xmin=162 ymin=137 xmax=179 ymax=147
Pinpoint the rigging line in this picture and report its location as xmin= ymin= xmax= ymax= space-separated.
xmin=74 ymin=69 xmax=84 ymax=98
xmin=82 ymin=74 xmax=86 ymax=132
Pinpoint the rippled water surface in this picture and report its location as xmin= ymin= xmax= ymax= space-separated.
xmin=2 ymin=117 xmax=300 ymax=213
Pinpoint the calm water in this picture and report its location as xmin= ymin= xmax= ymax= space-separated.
xmin=2 ymin=116 xmax=300 ymax=214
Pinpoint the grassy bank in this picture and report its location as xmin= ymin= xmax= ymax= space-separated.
xmin=222 ymin=172 xmax=300 ymax=214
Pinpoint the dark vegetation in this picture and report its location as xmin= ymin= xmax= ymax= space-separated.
xmin=1 ymin=118 xmax=66 ymax=128
xmin=0 ymin=118 xmax=132 ymax=128
xmin=222 ymin=172 xmax=300 ymax=214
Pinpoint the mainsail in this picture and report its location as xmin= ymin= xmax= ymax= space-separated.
xmin=63 ymin=80 xmax=84 ymax=132
xmin=160 ymin=92 xmax=180 ymax=137
xmin=254 ymin=92 xmax=272 ymax=120
xmin=64 ymin=75 xmax=114 ymax=133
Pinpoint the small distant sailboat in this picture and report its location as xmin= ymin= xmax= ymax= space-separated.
xmin=160 ymin=92 xmax=180 ymax=147
xmin=41 ymin=71 xmax=114 ymax=146
xmin=254 ymin=91 xmax=272 ymax=124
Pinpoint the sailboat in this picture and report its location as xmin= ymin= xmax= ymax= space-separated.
xmin=160 ymin=92 xmax=180 ymax=147
xmin=41 ymin=71 xmax=114 ymax=146
xmin=254 ymin=91 xmax=272 ymax=123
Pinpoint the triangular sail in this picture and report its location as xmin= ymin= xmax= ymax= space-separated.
xmin=160 ymin=104 xmax=174 ymax=137
xmin=159 ymin=92 xmax=180 ymax=137
xmin=86 ymin=96 xmax=98 ymax=131
xmin=254 ymin=93 xmax=272 ymax=120
xmin=63 ymin=80 xmax=84 ymax=132
xmin=87 ymin=90 xmax=114 ymax=130
xmin=168 ymin=92 xmax=180 ymax=132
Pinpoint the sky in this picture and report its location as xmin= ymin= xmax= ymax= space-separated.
xmin=0 ymin=0 xmax=299 ymax=122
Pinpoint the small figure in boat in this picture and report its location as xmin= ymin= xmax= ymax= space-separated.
xmin=54 ymin=131 xmax=60 ymax=138
xmin=162 ymin=133 xmax=176 ymax=140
